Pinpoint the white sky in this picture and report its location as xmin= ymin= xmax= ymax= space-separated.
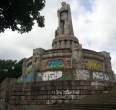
xmin=0 ymin=0 xmax=116 ymax=73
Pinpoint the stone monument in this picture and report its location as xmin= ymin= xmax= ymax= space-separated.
xmin=21 ymin=2 xmax=114 ymax=82
xmin=52 ymin=2 xmax=79 ymax=49
xmin=0 ymin=2 xmax=115 ymax=109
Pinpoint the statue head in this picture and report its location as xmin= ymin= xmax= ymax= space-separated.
xmin=61 ymin=2 xmax=66 ymax=7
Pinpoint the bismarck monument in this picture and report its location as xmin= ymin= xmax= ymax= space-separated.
xmin=1 ymin=2 xmax=115 ymax=110
xmin=22 ymin=2 xmax=114 ymax=82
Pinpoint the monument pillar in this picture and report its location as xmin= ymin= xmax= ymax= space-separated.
xmin=52 ymin=2 xmax=80 ymax=49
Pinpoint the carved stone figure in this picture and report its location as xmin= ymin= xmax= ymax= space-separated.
xmin=56 ymin=2 xmax=74 ymax=36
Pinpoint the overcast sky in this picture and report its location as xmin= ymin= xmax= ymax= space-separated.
xmin=0 ymin=0 xmax=116 ymax=73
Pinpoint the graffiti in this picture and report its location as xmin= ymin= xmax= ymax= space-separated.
xmin=48 ymin=89 xmax=80 ymax=104
xmin=76 ymin=70 xmax=90 ymax=80
xmin=93 ymin=72 xmax=104 ymax=80
xmin=58 ymin=72 xmax=73 ymax=80
xmin=42 ymin=71 xmax=62 ymax=81
xmin=44 ymin=58 xmax=71 ymax=70
xmin=85 ymin=59 xmax=102 ymax=71
xmin=47 ymin=59 xmax=64 ymax=69
xmin=38 ymin=70 xmax=74 ymax=81
xmin=23 ymin=73 xmax=34 ymax=82
xmin=104 ymin=74 xmax=110 ymax=80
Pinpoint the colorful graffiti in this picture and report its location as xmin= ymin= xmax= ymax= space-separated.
xmin=85 ymin=59 xmax=102 ymax=71
xmin=58 ymin=70 xmax=74 ymax=80
xmin=41 ymin=70 xmax=74 ymax=81
xmin=58 ymin=73 xmax=71 ymax=80
xmin=23 ymin=73 xmax=34 ymax=82
xmin=42 ymin=71 xmax=62 ymax=81
xmin=47 ymin=59 xmax=64 ymax=69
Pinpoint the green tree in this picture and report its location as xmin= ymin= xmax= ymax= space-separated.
xmin=0 ymin=59 xmax=23 ymax=82
xmin=0 ymin=0 xmax=45 ymax=33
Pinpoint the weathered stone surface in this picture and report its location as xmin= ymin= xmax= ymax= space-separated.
xmin=0 ymin=2 xmax=115 ymax=110
xmin=1 ymin=80 xmax=115 ymax=110
xmin=20 ymin=2 xmax=114 ymax=83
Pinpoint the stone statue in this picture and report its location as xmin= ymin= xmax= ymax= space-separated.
xmin=55 ymin=2 xmax=74 ymax=36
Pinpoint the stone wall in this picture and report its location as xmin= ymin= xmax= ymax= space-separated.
xmin=6 ymin=80 xmax=115 ymax=110
xmin=21 ymin=47 xmax=114 ymax=82
xmin=0 ymin=78 xmax=16 ymax=110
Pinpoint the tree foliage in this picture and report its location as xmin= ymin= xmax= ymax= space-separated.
xmin=0 ymin=0 xmax=45 ymax=33
xmin=0 ymin=59 xmax=23 ymax=82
